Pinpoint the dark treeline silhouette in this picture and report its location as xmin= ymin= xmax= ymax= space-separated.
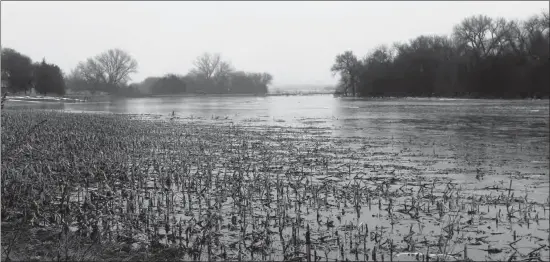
xmin=1 ymin=49 xmax=272 ymax=97
xmin=1 ymin=48 xmax=66 ymax=96
xmin=332 ymin=10 xmax=549 ymax=98
xmin=135 ymin=53 xmax=272 ymax=96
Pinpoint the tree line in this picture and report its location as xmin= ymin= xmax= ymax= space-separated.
xmin=132 ymin=53 xmax=273 ymax=96
xmin=1 ymin=49 xmax=273 ymax=96
xmin=331 ymin=10 xmax=549 ymax=98
xmin=1 ymin=49 xmax=66 ymax=95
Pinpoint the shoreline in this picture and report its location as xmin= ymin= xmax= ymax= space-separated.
xmin=5 ymin=93 xmax=549 ymax=104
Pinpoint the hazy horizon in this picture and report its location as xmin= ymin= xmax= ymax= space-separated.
xmin=2 ymin=1 xmax=548 ymax=86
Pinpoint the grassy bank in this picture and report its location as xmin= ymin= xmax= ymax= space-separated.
xmin=1 ymin=110 xmax=548 ymax=261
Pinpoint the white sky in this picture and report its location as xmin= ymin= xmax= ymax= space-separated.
xmin=1 ymin=1 xmax=548 ymax=86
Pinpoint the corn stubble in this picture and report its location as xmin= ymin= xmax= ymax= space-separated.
xmin=1 ymin=110 xmax=549 ymax=261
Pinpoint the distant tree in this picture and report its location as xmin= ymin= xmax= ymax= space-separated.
xmin=112 ymin=82 xmax=141 ymax=97
xmin=33 ymin=59 xmax=66 ymax=95
xmin=251 ymin=72 xmax=273 ymax=94
xmin=151 ymin=74 xmax=187 ymax=95
xmin=73 ymin=48 xmax=138 ymax=93
xmin=452 ymin=15 xmax=495 ymax=60
xmin=1 ymin=48 xmax=34 ymax=94
xmin=135 ymin=76 xmax=161 ymax=95
xmin=332 ymin=9 xmax=549 ymax=98
xmin=226 ymin=71 xmax=272 ymax=94
xmin=213 ymin=61 xmax=235 ymax=92
xmin=64 ymin=69 xmax=90 ymax=93
xmin=522 ymin=12 xmax=550 ymax=60
xmin=358 ymin=45 xmax=396 ymax=96
xmin=191 ymin=53 xmax=233 ymax=80
xmin=189 ymin=52 xmax=234 ymax=93
xmin=331 ymin=51 xmax=361 ymax=96
xmin=260 ymin=73 xmax=273 ymax=86
xmin=227 ymin=71 xmax=249 ymax=94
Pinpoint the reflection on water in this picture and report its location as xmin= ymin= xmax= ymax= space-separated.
xmin=9 ymin=95 xmax=549 ymax=157
xmin=8 ymin=95 xmax=549 ymax=136
xmin=7 ymin=95 xmax=550 ymax=195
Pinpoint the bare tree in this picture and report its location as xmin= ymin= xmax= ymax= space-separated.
xmin=452 ymin=15 xmax=495 ymax=59
xmin=260 ymin=73 xmax=273 ymax=86
xmin=190 ymin=52 xmax=235 ymax=92
xmin=542 ymin=10 xmax=550 ymax=35
xmin=485 ymin=17 xmax=511 ymax=56
xmin=191 ymin=52 xmax=233 ymax=80
xmin=500 ymin=19 xmax=527 ymax=55
xmin=515 ymin=11 xmax=550 ymax=60
xmin=96 ymin=49 xmax=138 ymax=86
xmin=213 ymin=60 xmax=234 ymax=81
xmin=364 ymin=45 xmax=395 ymax=66
xmin=73 ymin=49 xmax=138 ymax=93
xmin=331 ymin=51 xmax=361 ymax=96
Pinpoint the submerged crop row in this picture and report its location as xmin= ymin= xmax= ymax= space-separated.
xmin=1 ymin=109 xmax=549 ymax=261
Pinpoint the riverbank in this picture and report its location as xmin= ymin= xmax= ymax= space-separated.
xmin=1 ymin=110 xmax=548 ymax=261
xmin=6 ymin=92 xmax=548 ymax=105
xmin=6 ymin=95 xmax=87 ymax=103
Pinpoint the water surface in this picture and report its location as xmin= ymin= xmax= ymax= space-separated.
xmin=6 ymin=95 xmax=550 ymax=260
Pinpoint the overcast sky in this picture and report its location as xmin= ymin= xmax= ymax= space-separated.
xmin=1 ymin=1 xmax=548 ymax=86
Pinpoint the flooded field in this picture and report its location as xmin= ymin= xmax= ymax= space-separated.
xmin=2 ymin=96 xmax=549 ymax=261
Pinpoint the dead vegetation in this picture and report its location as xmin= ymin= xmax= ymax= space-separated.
xmin=1 ymin=109 xmax=549 ymax=261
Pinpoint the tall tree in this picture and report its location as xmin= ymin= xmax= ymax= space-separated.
xmin=73 ymin=48 xmax=138 ymax=93
xmin=452 ymin=15 xmax=495 ymax=60
xmin=331 ymin=51 xmax=361 ymax=96
xmin=33 ymin=59 xmax=66 ymax=95
xmin=191 ymin=53 xmax=229 ymax=79
xmin=1 ymin=48 xmax=34 ymax=93
xmin=189 ymin=52 xmax=234 ymax=93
